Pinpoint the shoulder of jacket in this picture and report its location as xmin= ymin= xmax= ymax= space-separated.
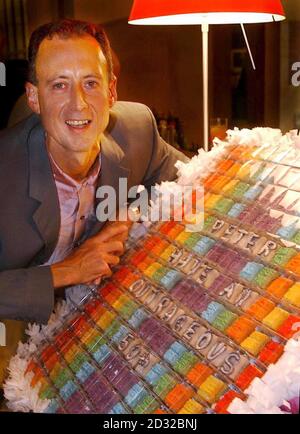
xmin=109 ymin=101 xmax=153 ymax=127
xmin=0 ymin=114 xmax=41 ymax=165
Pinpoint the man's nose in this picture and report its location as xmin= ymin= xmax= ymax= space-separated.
xmin=70 ymin=84 xmax=88 ymax=111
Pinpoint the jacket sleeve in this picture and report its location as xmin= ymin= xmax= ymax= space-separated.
xmin=0 ymin=265 xmax=54 ymax=324
xmin=142 ymin=107 xmax=190 ymax=190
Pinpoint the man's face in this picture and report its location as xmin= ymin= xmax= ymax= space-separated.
xmin=26 ymin=35 xmax=116 ymax=155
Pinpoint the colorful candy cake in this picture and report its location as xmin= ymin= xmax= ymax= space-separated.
xmin=4 ymin=127 xmax=300 ymax=414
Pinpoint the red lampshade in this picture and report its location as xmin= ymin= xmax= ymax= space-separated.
xmin=129 ymin=0 xmax=285 ymax=25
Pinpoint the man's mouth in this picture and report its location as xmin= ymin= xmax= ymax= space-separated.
xmin=65 ymin=119 xmax=92 ymax=129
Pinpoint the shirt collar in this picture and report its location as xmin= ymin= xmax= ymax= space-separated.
xmin=49 ymin=152 xmax=101 ymax=189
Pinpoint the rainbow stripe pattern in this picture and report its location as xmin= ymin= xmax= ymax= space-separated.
xmin=16 ymin=139 xmax=300 ymax=414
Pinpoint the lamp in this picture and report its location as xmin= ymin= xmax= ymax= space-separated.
xmin=129 ymin=0 xmax=286 ymax=151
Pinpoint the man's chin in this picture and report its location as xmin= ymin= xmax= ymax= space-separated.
xmin=64 ymin=143 xmax=97 ymax=153
xmin=70 ymin=131 xmax=103 ymax=151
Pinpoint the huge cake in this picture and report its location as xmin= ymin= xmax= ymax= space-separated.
xmin=4 ymin=127 xmax=300 ymax=414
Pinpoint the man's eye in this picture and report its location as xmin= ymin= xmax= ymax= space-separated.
xmin=85 ymin=81 xmax=98 ymax=89
xmin=53 ymin=83 xmax=66 ymax=90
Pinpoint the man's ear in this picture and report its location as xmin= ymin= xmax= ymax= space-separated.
xmin=25 ymin=82 xmax=40 ymax=114
xmin=109 ymin=74 xmax=118 ymax=108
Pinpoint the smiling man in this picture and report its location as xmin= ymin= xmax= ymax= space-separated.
xmin=26 ymin=32 xmax=116 ymax=181
xmin=0 ymin=19 xmax=187 ymax=326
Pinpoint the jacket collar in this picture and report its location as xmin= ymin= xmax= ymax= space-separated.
xmin=99 ymin=129 xmax=131 ymax=188
xmin=28 ymin=120 xmax=61 ymax=263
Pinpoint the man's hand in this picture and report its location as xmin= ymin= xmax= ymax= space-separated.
xmin=51 ymin=222 xmax=130 ymax=289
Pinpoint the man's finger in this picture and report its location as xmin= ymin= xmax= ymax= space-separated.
xmin=102 ymin=253 xmax=120 ymax=266
xmin=100 ymin=240 xmax=125 ymax=255
xmin=99 ymin=265 xmax=112 ymax=279
xmin=107 ymin=231 xmax=129 ymax=243
xmin=95 ymin=223 xmax=129 ymax=243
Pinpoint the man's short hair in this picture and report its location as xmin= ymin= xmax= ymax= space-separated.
xmin=28 ymin=19 xmax=113 ymax=84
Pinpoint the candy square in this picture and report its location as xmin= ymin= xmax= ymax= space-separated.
xmin=253 ymin=268 xmax=279 ymax=290
xmin=165 ymin=384 xmax=194 ymax=412
xmin=258 ymin=340 xmax=284 ymax=365
xmin=235 ymin=365 xmax=264 ymax=391
xmin=286 ymin=253 xmax=300 ymax=276
xmin=201 ymin=302 xmax=226 ymax=324
xmin=178 ymin=399 xmax=204 ymax=414
xmin=197 ymin=376 xmax=227 ymax=404
xmin=266 ymin=277 xmax=294 ymax=299
xmin=271 ymin=247 xmax=297 ymax=267
xmin=186 ymin=363 xmax=213 ymax=388
xmin=283 ymin=283 xmax=300 ymax=308
xmin=225 ymin=316 xmax=256 ymax=344
xmin=214 ymin=390 xmax=244 ymax=414
xmin=240 ymin=262 xmax=264 ymax=282
xmin=214 ymin=197 xmax=235 ymax=215
xmin=262 ymin=307 xmax=290 ymax=331
xmin=212 ymin=310 xmax=238 ymax=332
xmin=245 ymin=297 xmax=276 ymax=321
xmin=277 ymin=315 xmax=300 ymax=339
xmin=240 ymin=331 xmax=270 ymax=356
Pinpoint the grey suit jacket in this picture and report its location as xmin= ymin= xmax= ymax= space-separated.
xmin=0 ymin=101 xmax=188 ymax=324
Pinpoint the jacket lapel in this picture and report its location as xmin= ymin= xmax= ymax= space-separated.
xmin=28 ymin=121 xmax=61 ymax=264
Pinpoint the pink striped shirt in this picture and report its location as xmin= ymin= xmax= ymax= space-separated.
xmin=45 ymin=153 xmax=101 ymax=265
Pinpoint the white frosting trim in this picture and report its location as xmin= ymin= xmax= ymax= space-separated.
xmin=4 ymin=301 xmax=72 ymax=413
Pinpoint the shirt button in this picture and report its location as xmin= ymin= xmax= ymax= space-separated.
xmin=80 ymin=216 xmax=85 ymax=221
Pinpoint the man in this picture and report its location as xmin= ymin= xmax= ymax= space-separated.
xmin=0 ymin=19 xmax=187 ymax=326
